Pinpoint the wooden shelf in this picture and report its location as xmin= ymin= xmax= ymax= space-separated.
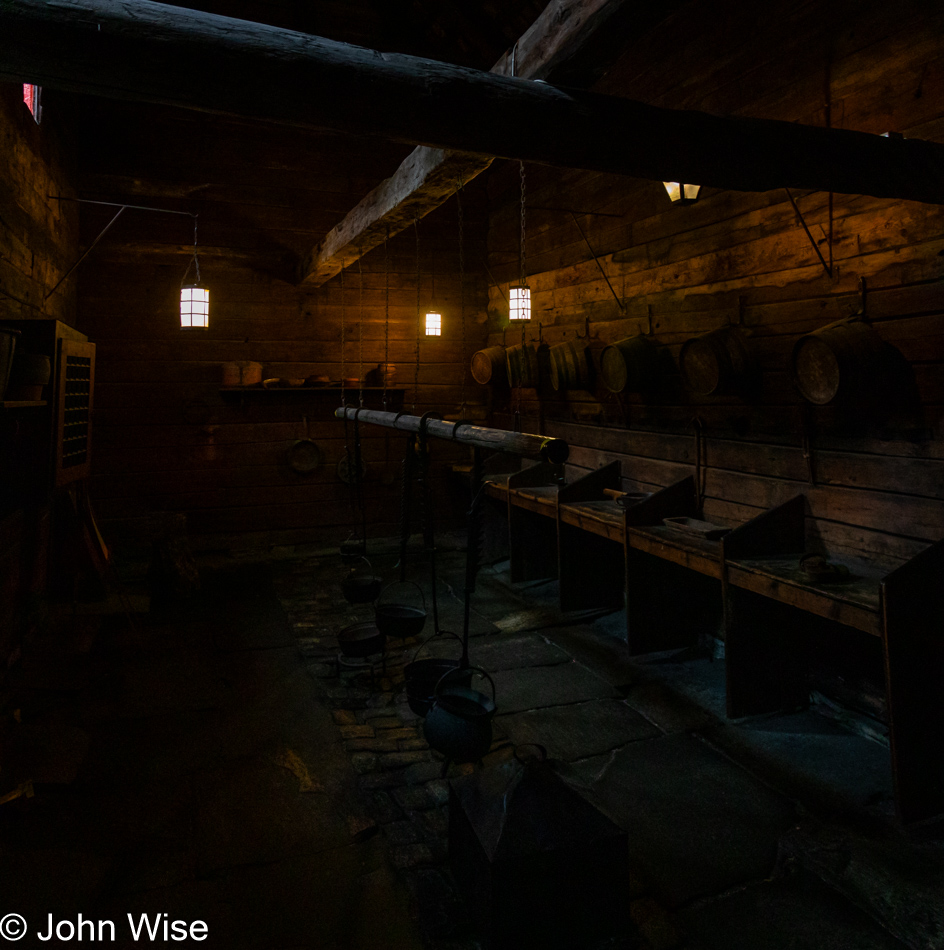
xmin=219 ymin=386 xmax=403 ymax=394
xmin=1 ymin=400 xmax=47 ymax=408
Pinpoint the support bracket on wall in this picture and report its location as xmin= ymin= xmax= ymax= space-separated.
xmin=784 ymin=188 xmax=833 ymax=278
xmin=44 ymin=196 xmax=198 ymax=302
xmin=569 ymin=211 xmax=625 ymax=313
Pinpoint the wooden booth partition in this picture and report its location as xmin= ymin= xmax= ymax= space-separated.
xmin=505 ymin=460 xmax=560 ymax=584
xmin=721 ymin=493 xmax=944 ymax=824
xmin=622 ymin=476 xmax=724 ymax=656
xmin=557 ymin=461 xmax=624 ymax=614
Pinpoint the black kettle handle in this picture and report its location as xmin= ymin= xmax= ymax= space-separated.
xmin=434 ymin=665 xmax=495 ymax=702
xmin=377 ymin=580 xmax=427 ymax=610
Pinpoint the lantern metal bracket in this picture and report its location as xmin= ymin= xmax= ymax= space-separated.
xmin=575 ymin=316 xmax=592 ymax=340
xmin=45 ymin=196 xmax=198 ymax=302
xmin=531 ymin=206 xmax=624 ymax=218
xmin=570 ymin=211 xmax=625 ymax=313
xmin=784 ymin=188 xmax=832 ymax=278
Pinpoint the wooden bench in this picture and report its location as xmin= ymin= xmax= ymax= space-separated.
xmin=486 ymin=465 xmax=944 ymax=823
xmin=722 ymin=494 xmax=944 ymax=824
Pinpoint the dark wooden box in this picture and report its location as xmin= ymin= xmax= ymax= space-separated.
xmin=449 ymin=759 xmax=630 ymax=950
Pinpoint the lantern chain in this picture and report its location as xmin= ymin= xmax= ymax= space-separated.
xmin=514 ymin=163 xmax=526 ymax=431
xmin=413 ymin=220 xmax=421 ymax=414
xmin=519 ymin=161 xmax=526 ymax=290
xmin=457 ymin=177 xmax=466 ymax=411
xmin=340 ymin=262 xmax=346 ymax=408
xmin=383 ymin=229 xmax=390 ymax=411
xmin=358 ymin=252 xmax=364 ymax=408
xmin=192 ymin=214 xmax=201 ymax=284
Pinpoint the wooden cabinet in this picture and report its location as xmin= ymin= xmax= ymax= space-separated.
xmin=0 ymin=319 xmax=93 ymax=499
xmin=55 ymin=338 xmax=95 ymax=486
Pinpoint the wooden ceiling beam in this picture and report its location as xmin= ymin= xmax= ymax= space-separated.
xmin=4 ymin=0 xmax=944 ymax=289
xmin=299 ymin=0 xmax=645 ymax=286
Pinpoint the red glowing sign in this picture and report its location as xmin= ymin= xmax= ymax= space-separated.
xmin=23 ymin=84 xmax=42 ymax=124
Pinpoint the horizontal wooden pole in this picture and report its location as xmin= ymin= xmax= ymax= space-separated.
xmin=335 ymin=407 xmax=569 ymax=463
xmin=3 ymin=0 xmax=944 ymax=206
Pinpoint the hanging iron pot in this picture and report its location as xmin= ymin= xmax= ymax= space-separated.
xmin=423 ymin=666 xmax=497 ymax=763
xmin=405 ymin=630 xmax=471 ymax=717
xmin=374 ymin=581 xmax=427 ymax=639
xmin=341 ymin=557 xmax=383 ymax=605
xmin=339 ymin=535 xmax=366 ymax=563
xmin=337 ymin=620 xmax=386 ymax=658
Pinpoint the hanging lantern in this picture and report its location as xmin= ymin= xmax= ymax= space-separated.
xmin=425 ymin=310 xmax=442 ymax=336
xmin=180 ymin=284 xmax=209 ymax=329
xmin=509 ymin=285 xmax=530 ymax=321
xmin=663 ymin=182 xmax=701 ymax=204
xmin=180 ymin=214 xmax=208 ymax=329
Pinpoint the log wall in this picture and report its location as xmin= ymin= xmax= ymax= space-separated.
xmin=75 ymin=102 xmax=488 ymax=550
xmin=0 ymin=82 xmax=78 ymax=655
xmin=486 ymin=0 xmax=944 ymax=573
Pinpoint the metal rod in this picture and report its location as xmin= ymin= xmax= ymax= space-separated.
xmin=461 ymin=446 xmax=485 ymax=669
xmin=335 ymin=407 xmax=568 ymax=464
xmin=784 ymin=188 xmax=832 ymax=277
xmin=531 ymin=205 xmax=624 ymax=218
xmin=44 ymin=205 xmax=126 ymax=301
xmin=48 ymin=195 xmax=196 ymax=217
xmin=570 ymin=211 xmax=625 ymax=312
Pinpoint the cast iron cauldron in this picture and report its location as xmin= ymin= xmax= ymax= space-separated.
xmin=339 ymin=536 xmax=366 ymax=563
xmin=375 ymin=581 xmax=427 ymax=639
xmin=342 ymin=557 xmax=383 ymax=605
xmin=423 ymin=666 xmax=496 ymax=763
xmin=337 ymin=620 xmax=385 ymax=658
xmin=404 ymin=631 xmax=470 ymax=717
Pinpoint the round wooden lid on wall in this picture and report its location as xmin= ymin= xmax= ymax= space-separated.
xmin=470 ymin=346 xmax=509 ymax=387
xmin=600 ymin=334 xmax=660 ymax=393
xmin=791 ymin=317 xmax=886 ymax=405
xmin=679 ymin=326 xmax=753 ymax=396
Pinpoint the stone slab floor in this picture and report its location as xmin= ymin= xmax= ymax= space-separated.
xmin=2 ymin=543 xmax=942 ymax=950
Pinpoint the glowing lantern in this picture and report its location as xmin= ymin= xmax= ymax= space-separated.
xmin=663 ymin=182 xmax=701 ymax=204
xmin=509 ymin=285 xmax=531 ymax=322
xmin=180 ymin=284 xmax=209 ymax=329
xmin=425 ymin=310 xmax=442 ymax=336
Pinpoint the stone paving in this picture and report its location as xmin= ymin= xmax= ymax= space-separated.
xmin=273 ymin=547 xmax=929 ymax=950
xmin=3 ymin=542 xmax=940 ymax=950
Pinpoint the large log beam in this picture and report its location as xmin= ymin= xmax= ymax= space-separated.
xmin=4 ymin=1 xmax=944 ymax=226
xmin=335 ymin=407 xmax=569 ymax=463
xmin=299 ymin=0 xmax=654 ymax=287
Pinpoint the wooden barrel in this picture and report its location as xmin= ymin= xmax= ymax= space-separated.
xmin=548 ymin=341 xmax=591 ymax=391
xmin=679 ymin=326 xmax=752 ymax=396
xmin=600 ymin=334 xmax=659 ymax=393
xmin=505 ymin=342 xmax=539 ymax=388
xmin=791 ymin=318 xmax=885 ymax=405
xmin=470 ymin=346 xmax=508 ymax=386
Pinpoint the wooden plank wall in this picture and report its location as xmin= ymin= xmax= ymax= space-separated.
xmin=487 ymin=0 xmax=944 ymax=572
xmin=74 ymin=101 xmax=489 ymax=549
xmin=0 ymin=82 xmax=78 ymax=656
xmin=0 ymin=84 xmax=77 ymax=323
